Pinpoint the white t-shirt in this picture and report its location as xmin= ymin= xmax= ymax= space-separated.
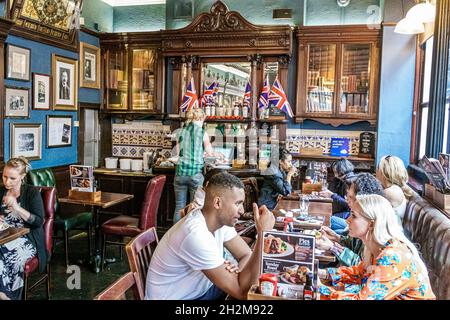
xmin=145 ymin=208 xmax=237 ymax=300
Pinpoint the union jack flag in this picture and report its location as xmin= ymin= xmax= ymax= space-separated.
xmin=243 ymin=81 xmax=251 ymax=106
xmin=258 ymin=75 xmax=270 ymax=109
xmin=200 ymin=82 xmax=216 ymax=107
xmin=268 ymin=78 xmax=294 ymax=118
xmin=179 ymin=77 xmax=199 ymax=112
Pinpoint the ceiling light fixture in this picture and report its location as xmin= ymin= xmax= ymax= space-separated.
xmin=394 ymin=0 xmax=435 ymax=35
xmin=337 ymin=0 xmax=351 ymax=7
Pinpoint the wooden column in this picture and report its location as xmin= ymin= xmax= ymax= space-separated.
xmin=248 ymin=54 xmax=262 ymax=123
xmin=170 ymin=57 xmax=184 ymax=114
xmin=425 ymin=0 xmax=450 ymax=158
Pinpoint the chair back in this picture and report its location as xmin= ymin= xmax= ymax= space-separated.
xmin=125 ymin=227 xmax=159 ymax=297
xmin=94 ymin=272 xmax=143 ymax=300
xmin=138 ymin=175 xmax=166 ymax=230
xmin=28 ymin=169 xmax=58 ymax=214
xmin=36 ymin=186 xmax=56 ymax=256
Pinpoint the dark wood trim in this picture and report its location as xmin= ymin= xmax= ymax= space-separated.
xmin=80 ymin=26 xmax=100 ymax=37
xmin=79 ymin=102 xmax=101 ymax=109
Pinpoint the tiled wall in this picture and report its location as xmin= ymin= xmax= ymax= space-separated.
xmin=286 ymin=129 xmax=377 ymax=156
xmin=112 ymin=121 xmax=173 ymax=158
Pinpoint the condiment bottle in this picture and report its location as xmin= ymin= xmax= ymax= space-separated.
xmin=304 ymin=176 xmax=313 ymax=184
xmin=283 ymin=212 xmax=294 ymax=232
xmin=303 ymin=272 xmax=314 ymax=300
xmin=259 ymin=273 xmax=278 ymax=296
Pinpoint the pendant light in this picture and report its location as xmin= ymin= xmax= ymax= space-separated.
xmin=395 ymin=17 xmax=425 ymax=34
xmin=406 ymin=1 xmax=436 ymax=24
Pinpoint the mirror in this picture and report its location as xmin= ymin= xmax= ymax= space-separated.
xmin=264 ymin=61 xmax=279 ymax=86
xmin=202 ymin=62 xmax=251 ymax=108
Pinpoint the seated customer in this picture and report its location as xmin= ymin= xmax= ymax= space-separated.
xmin=0 ymin=157 xmax=46 ymax=300
xmin=376 ymin=155 xmax=413 ymax=224
xmin=258 ymin=147 xmax=297 ymax=210
xmin=145 ymin=172 xmax=275 ymax=300
xmin=317 ymin=172 xmax=384 ymax=267
xmin=319 ymin=159 xmax=356 ymax=234
xmin=318 ymin=194 xmax=435 ymax=300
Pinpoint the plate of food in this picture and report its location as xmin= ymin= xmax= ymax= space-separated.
xmin=70 ymin=166 xmax=82 ymax=177
xmin=281 ymin=265 xmax=311 ymax=285
xmin=0 ymin=222 xmax=10 ymax=232
xmin=263 ymin=235 xmax=294 ymax=257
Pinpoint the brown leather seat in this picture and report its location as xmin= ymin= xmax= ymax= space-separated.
xmin=403 ymin=192 xmax=450 ymax=299
xmin=101 ymin=175 xmax=166 ymax=268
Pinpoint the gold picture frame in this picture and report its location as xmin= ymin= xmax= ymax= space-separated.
xmin=52 ymin=54 xmax=78 ymax=111
xmin=10 ymin=123 xmax=42 ymax=160
xmin=80 ymin=42 xmax=101 ymax=89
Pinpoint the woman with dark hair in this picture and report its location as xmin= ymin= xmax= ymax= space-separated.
xmin=257 ymin=147 xmax=297 ymax=210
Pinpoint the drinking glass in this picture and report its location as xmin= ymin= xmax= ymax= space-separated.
xmin=299 ymin=196 xmax=310 ymax=219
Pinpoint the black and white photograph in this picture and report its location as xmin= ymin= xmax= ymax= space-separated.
xmin=10 ymin=123 xmax=42 ymax=160
xmin=32 ymin=73 xmax=51 ymax=110
xmin=80 ymin=42 xmax=100 ymax=89
xmin=5 ymin=86 xmax=29 ymax=118
xmin=6 ymin=44 xmax=30 ymax=81
xmin=52 ymin=54 xmax=78 ymax=110
xmin=47 ymin=115 xmax=72 ymax=148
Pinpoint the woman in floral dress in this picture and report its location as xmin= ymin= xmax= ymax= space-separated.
xmin=0 ymin=157 xmax=46 ymax=300
xmin=318 ymin=194 xmax=435 ymax=300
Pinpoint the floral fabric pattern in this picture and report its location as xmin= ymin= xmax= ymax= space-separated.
xmin=319 ymin=239 xmax=436 ymax=300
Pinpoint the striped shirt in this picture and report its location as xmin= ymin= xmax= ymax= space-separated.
xmin=176 ymin=122 xmax=205 ymax=176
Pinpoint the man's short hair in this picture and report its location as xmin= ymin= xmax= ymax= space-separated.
xmin=206 ymin=172 xmax=244 ymax=191
xmin=203 ymin=168 xmax=227 ymax=188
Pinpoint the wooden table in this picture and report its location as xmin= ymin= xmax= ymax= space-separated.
xmin=0 ymin=227 xmax=29 ymax=245
xmin=273 ymin=199 xmax=332 ymax=227
xmin=59 ymin=192 xmax=134 ymax=273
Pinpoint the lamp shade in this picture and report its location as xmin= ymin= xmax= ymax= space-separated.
xmin=406 ymin=3 xmax=436 ymax=23
xmin=394 ymin=17 xmax=425 ymax=34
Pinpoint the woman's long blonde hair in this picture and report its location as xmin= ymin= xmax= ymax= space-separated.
xmin=6 ymin=156 xmax=31 ymax=176
xmin=378 ymin=155 xmax=413 ymax=199
xmin=356 ymin=194 xmax=430 ymax=281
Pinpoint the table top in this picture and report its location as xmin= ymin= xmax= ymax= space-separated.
xmin=273 ymin=199 xmax=332 ymax=227
xmin=59 ymin=192 xmax=134 ymax=209
xmin=0 ymin=227 xmax=30 ymax=246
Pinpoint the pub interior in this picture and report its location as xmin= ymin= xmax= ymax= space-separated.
xmin=0 ymin=0 xmax=449 ymax=302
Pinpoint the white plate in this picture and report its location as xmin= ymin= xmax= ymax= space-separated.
xmin=264 ymin=242 xmax=294 ymax=258
xmin=0 ymin=223 xmax=10 ymax=232
xmin=212 ymin=165 xmax=231 ymax=169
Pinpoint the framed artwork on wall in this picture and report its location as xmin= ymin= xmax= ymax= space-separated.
xmin=47 ymin=115 xmax=72 ymax=148
xmin=4 ymin=86 xmax=30 ymax=118
xmin=10 ymin=123 xmax=42 ymax=160
xmin=80 ymin=42 xmax=100 ymax=89
xmin=6 ymin=44 xmax=31 ymax=81
xmin=52 ymin=54 xmax=78 ymax=111
xmin=32 ymin=73 xmax=51 ymax=110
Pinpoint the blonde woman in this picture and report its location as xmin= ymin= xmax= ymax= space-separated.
xmin=0 ymin=157 xmax=46 ymax=300
xmin=318 ymin=194 xmax=435 ymax=300
xmin=376 ymin=155 xmax=413 ymax=224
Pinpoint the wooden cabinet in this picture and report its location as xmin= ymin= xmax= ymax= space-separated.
xmin=296 ymin=25 xmax=381 ymax=126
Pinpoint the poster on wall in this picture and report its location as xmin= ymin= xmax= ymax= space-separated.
xmin=47 ymin=115 xmax=72 ymax=148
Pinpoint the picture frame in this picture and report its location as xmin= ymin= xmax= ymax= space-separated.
xmin=10 ymin=123 xmax=42 ymax=160
xmin=32 ymin=73 xmax=52 ymax=110
xmin=6 ymin=44 xmax=30 ymax=81
xmin=47 ymin=115 xmax=72 ymax=148
xmin=4 ymin=86 xmax=30 ymax=118
xmin=80 ymin=42 xmax=100 ymax=89
xmin=173 ymin=0 xmax=193 ymax=19
xmin=52 ymin=54 xmax=78 ymax=111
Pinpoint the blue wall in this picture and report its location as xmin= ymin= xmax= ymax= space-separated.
xmin=376 ymin=26 xmax=416 ymax=166
xmin=4 ymin=31 xmax=100 ymax=169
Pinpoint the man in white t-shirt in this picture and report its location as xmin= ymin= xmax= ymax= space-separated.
xmin=145 ymin=172 xmax=275 ymax=300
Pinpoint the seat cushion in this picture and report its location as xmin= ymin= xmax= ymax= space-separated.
xmin=24 ymin=257 xmax=39 ymax=276
xmin=102 ymin=216 xmax=141 ymax=237
xmin=54 ymin=211 xmax=93 ymax=231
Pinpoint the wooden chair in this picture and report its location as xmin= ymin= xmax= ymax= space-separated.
xmin=94 ymin=272 xmax=143 ymax=300
xmin=125 ymin=227 xmax=159 ymax=298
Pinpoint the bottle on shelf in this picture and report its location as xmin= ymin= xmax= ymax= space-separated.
xmin=242 ymin=103 xmax=248 ymax=118
xmin=233 ymin=102 xmax=240 ymax=117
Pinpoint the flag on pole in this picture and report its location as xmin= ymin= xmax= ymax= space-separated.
xmin=179 ymin=77 xmax=199 ymax=112
xmin=200 ymin=82 xmax=216 ymax=107
xmin=243 ymin=81 xmax=251 ymax=107
xmin=268 ymin=78 xmax=294 ymax=118
xmin=258 ymin=75 xmax=270 ymax=109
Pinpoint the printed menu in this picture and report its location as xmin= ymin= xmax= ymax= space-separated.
xmin=261 ymin=230 xmax=315 ymax=299
xmin=70 ymin=165 xmax=94 ymax=192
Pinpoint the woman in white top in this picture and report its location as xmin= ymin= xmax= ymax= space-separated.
xmin=376 ymin=155 xmax=413 ymax=225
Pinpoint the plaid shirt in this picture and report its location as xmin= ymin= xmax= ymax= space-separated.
xmin=176 ymin=122 xmax=204 ymax=176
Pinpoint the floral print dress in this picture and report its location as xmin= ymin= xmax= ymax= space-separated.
xmin=319 ymin=239 xmax=436 ymax=300
xmin=0 ymin=206 xmax=36 ymax=300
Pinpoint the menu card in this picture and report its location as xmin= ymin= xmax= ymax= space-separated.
xmin=359 ymin=132 xmax=375 ymax=158
xmin=330 ymin=137 xmax=350 ymax=157
xmin=261 ymin=230 xmax=315 ymax=299
xmin=70 ymin=165 xmax=94 ymax=192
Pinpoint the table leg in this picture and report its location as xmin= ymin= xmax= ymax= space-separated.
xmin=91 ymin=205 xmax=102 ymax=273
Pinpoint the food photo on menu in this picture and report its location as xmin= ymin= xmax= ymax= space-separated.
xmin=69 ymin=165 xmax=94 ymax=192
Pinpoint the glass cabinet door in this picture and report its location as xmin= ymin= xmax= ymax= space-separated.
xmin=306 ymin=44 xmax=336 ymax=114
xmin=339 ymin=44 xmax=371 ymax=116
xmin=131 ymin=49 xmax=157 ymax=111
xmin=106 ymin=50 xmax=128 ymax=110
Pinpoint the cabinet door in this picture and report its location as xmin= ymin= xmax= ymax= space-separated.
xmin=106 ymin=49 xmax=128 ymax=110
xmin=337 ymin=43 xmax=372 ymax=118
xmin=131 ymin=48 xmax=157 ymax=111
xmin=304 ymin=44 xmax=337 ymax=116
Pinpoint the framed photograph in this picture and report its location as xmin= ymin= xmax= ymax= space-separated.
xmin=52 ymin=54 xmax=78 ymax=110
xmin=47 ymin=115 xmax=72 ymax=148
xmin=5 ymin=86 xmax=30 ymax=118
xmin=6 ymin=44 xmax=31 ymax=81
xmin=10 ymin=123 xmax=42 ymax=160
xmin=32 ymin=73 xmax=52 ymax=110
xmin=174 ymin=0 xmax=193 ymax=19
xmin=80 ymin=42 xmax=100 ymax=89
